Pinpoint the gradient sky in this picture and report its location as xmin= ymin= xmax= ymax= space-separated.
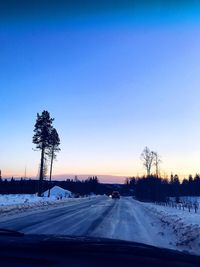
xmin=1 ymin=1 xmax=200 ymax=182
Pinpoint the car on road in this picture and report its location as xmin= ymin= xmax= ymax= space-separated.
xmin=112 ymin=191 xmax=120 ymax=199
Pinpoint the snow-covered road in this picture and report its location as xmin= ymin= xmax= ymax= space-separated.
xmin=0 ymin=196 xmax=177 ymax=251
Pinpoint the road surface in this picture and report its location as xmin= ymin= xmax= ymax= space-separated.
xmin=0 ymin=196 xmax=175 ymax=249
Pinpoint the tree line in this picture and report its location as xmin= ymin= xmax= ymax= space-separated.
xmin=126 ymin=174 xmax=200 ymax=202
xmin=0 ymin=176 xmax=128 ymax=196
xmin=1 ymin=174 xmax=200 ymax=201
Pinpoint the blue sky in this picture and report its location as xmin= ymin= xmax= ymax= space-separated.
xmin=1 ymin=1 xmax=200 ymax=181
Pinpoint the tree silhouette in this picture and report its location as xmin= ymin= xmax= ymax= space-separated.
xmin=152 ymin=151 xmax=162 ymax=177
xmin=140 ymin=147 xmax=155 ymax=176
xmin=33 ymin=110 xmax=54 ymax=196
xmin=47 ymin=128 xmax=60 ymax=197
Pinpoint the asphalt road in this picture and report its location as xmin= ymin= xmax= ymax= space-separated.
xmin=0 ymin=197 xmax=175 ymax=249
xmin=0 ymin=196 xmax=114 ymax=235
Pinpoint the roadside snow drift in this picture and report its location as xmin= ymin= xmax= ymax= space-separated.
xmin=142 ymin=201 xmax=200 ymax=255
xmin=0 ymin=186 xmax=72 ymax=216
xmin=43 ymin=186 xmax=72 ymax=199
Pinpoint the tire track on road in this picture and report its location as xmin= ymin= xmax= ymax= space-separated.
xmin=84 ymin=199 xmax=117 ymax=236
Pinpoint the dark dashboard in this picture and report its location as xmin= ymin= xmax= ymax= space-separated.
xmin=0 ymin=233 xmax=199 ymax=267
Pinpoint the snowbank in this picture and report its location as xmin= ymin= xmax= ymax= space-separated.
xmin=0 ymin=187 xmax=72 ymax=216
xmin=0 ymin=194 xmax=98 ymax=218
xmin=0 ymin=186 xmax=72 ymax=206
xmin=169 ymin=196 xmax=200 ymax=203
xmin=0 ymin=194 xmax=43 ymax=206
xmin=142 ymin=201 xmax=200 ymax=255
xmin=0 ymin=194 xmax=66 ymax=217
xmin=43 ymin=186 xmax=72 ymax=199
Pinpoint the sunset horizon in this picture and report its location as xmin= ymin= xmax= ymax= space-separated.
xmin=1 ymin=1 xmax=200 ymax=183
xmin=1 ymin=1 xmax=200 ymax=260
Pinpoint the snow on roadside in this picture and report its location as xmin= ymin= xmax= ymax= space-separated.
xmin=142 ymin=201 xmax=200 ymax=255
xmin=172 ymin=196 xmax=200 ymax=204
xmin=0 ymin=194 xmax=51 ymax=205
xmin=0 ymin=194 xmax=68 ymax=215
xmin=0 ymin=186 xmax=72 ymax=206
xmin=0 ymin=192 xmax=98 ymax=217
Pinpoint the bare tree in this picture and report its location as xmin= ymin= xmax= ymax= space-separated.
xmin=140 ymin=147 xmax=155 ymax=176
xmin=152 ymin=151 xmax=162 ymax=178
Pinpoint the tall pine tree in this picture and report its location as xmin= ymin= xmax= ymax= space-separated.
xmin=33 ymin=110 xmax=54 ymax=196
xmin=47 ymin=128 xmax=60 ymax=197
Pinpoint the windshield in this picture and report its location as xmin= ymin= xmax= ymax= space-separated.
xmin=1 ymin=0 xmax=200 ymax=257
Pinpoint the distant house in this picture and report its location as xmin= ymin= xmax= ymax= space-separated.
xmin=43 ymin=186 xmax=72 ymax=199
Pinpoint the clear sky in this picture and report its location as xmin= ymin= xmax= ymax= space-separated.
xmin=1 ymin=1 xmax=200 ymax=182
